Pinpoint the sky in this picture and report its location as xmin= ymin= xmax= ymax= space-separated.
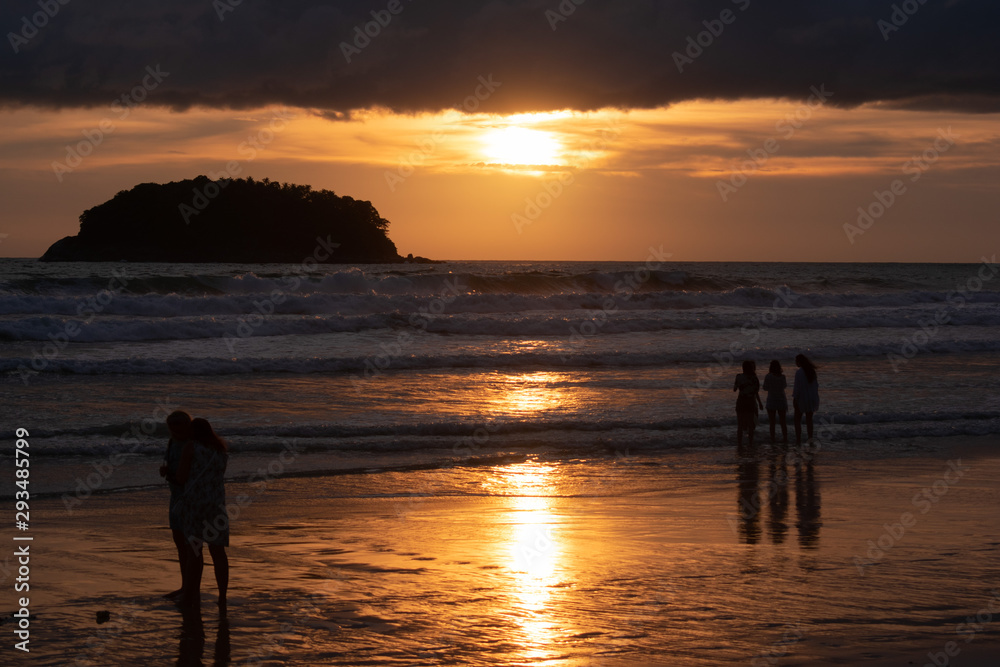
xmin=1 ymin=0 xmax=998 ymax=262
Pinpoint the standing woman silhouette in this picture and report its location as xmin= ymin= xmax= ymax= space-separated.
xmin=173 ymin=418 xmax=230 ymax=612
xmin=792 ymin=354 xmax=820 ymax=445
xmin=733 ymin=359 xmax=764 ymax=449
xmin=160 ymin=410 xmax=193 ymax=600
xmin=762 ymin=360 xmax=788 ymax=444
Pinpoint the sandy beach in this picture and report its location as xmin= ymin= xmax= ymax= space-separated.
xmin=7 ymin=434 xmax=999 ymax=666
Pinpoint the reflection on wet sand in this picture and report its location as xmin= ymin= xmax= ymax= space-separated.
xmin=214 ymin=618 xmax=231 ymax=666
xmin=795 ymin=453 xmax=822 ymax=549
xmin=736 ymin=458 xmax=762 ymax=544
xmin=175 ymin=605 xmax=230 ymax=666
xmin=487 ymin=460 xmax=565 ymax=664
xmin=176 ymin=605 xmax=204 ymax=666
xmin=735 ymin=444 xmax=821 ymax=548
xmin=768 ymin=448 xmax=790 ymax=545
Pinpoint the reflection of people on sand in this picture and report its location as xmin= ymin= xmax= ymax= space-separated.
xmin=762 ymin=360 xmax=788 ymax=444
xmin=159 ymin=410 xmax=193 ymax=600
xmin=736 ymin=457 xmax=762 ymax=544
xmin=794 ymin=451 xmax=822 ymax=549
xmin=733 ymin=360 xmax=764 ymax=450
xmin=176 ymin=604 xmax=205 ymax=665
xmin=734 ymin=445 xmax=820 ymax=548
xmin=767 ymin=447 xmax=789 ymax=545
xmin=214 ymin=617 xmax=231 ymax=665
xmin=175 ymin=607 xmax=230 ymax=666
xmin=792 ymin=354 xmax=820 ymax=445
xmin=172 ymin=418 xmax=230 ymax=612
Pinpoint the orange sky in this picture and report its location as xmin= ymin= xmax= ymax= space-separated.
xmin=2 ymin=100 xmax=998 ymax=261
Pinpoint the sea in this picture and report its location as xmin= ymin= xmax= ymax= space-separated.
xmin=4 ymin=258 xmax=1000 ymax=665
xmin=2 ymin=258 xmax=999 ymax=498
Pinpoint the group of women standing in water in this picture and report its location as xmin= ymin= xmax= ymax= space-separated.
xmin=733 ymin=354 xmax=820 ymax=448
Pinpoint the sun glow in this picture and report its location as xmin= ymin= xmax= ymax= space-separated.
xmin=482 ymin=126 xmax=562 ymax=166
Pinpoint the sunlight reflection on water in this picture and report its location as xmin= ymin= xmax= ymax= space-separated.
xmin=484 ymin=371 xmax=578 ymax=417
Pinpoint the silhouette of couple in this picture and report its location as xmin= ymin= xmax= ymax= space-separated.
xmin=160 ymin=411 xmax=230 ymax=613
xmin=733 ymin=354 xmax=820 ymax=448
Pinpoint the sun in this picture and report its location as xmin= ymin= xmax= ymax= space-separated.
xmin=482 ymin=126 xmax=562 ymax=166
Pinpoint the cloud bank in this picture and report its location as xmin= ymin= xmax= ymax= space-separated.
xmin=2 ymin=0 xmax=998 ymax=114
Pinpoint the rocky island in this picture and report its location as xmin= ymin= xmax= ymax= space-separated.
xmin=40 ymin=176 xmax=428 ymax=263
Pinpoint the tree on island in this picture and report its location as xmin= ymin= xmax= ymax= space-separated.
xmin=41 ymin=176 xmax=415 ymax=263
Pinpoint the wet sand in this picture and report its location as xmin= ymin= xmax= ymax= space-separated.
xmin=11 ymin=437 xmax=1000 ymax=666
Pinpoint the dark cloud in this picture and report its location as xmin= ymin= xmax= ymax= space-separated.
xmin=1 ymin=0 xmax=998 ymax=114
